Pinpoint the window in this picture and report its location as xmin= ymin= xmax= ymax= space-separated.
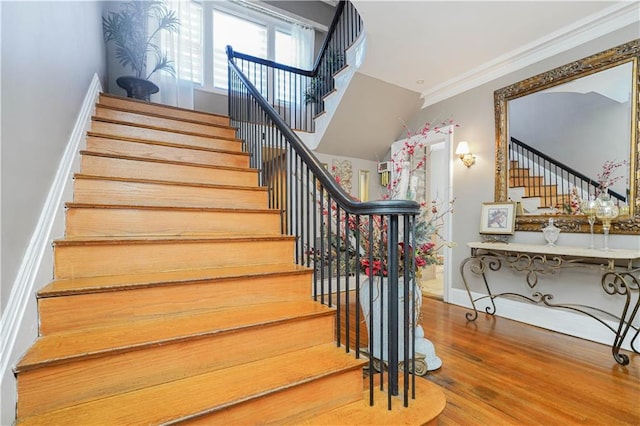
xmin=212 ymin=9 xmax=268 ymax=89
xmin=162 ymin=0 xmax=315 ymax=95
xmin=162 ymin=1 xmax=203 ymax=84
xmin=275 ymin=30 xmax=295 ymax=66
xmin=275 ymin=30 xmax=295 ymax=102
xmin=164 ymin=1 xmax=315 ymax=93
xmin=176 ymin=3 xmax=203 ymax=84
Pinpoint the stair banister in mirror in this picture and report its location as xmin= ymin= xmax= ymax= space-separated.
xmin=510 ymin=137 xmax=627 ymax=209
xmin=225 ymin=0 xmax=362 ymax=133
xmin=494 ymin=39 xmax=639 ymax=234
xmin=227 ymin=39 xmax=423 ymax=408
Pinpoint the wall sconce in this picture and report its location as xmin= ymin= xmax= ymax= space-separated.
xmin=455 ymin=141 xmax=476 ymax=168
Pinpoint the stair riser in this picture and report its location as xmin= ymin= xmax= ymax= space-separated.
xmin=509 ymin=169 xmax=530 ymax=178
xmin=17 ymin=315 xmax=335 ymax=418
xmin=39 ymin=272 xmax=312 ymax=334
xmin=73 ymin=178 xmax=267 ymax=209
xmin=98 ymin=95 xmax=230 ymax=127
xmin=184 ymin=369 xmax=364 ymax=425
xmin=525 ymin=187 xmax=558 ymax=197
xmin=86 ymin=136 xmax=249 ymax=168
xmin=54 ymin=239 xmax=294 ymax=279
xmin=90 ymin=121 xmax=241 ymax=152
xmin=95 ymin=106 xmax=236 ymax=139
xmin=509 ymin=177 xmax=544 ymax=187
xmin=65 ymin=207 xmax=280 ymax=237
xmin=80 ymin=154 xmax=258 ymax=187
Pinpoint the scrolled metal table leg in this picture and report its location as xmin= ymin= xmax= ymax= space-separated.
xmin=602 ymin=270 xmax=640 ymax=365
xmin=460 ymin=254 xmax=501 ymax=321
xmin=460 ymin=256 xmax=481 ymax=321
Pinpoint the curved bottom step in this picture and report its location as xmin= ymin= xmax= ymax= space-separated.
xmin=289 ymin=374 xmax=446 ymax=425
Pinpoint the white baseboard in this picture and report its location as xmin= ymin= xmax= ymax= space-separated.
xmin=0 ymin=74 xmax=102 ymax=386
xmin=447 ymin=288 xmax=633 ymax=352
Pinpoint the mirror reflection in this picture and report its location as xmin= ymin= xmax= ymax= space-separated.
xmin=493 ymin=39 xmax=639 ymax=235
xmin=508 ymin=62 xmax=632 ymax=215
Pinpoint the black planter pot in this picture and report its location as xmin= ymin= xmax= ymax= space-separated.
xmin=116 ymin=76 xmax=159 ymax=101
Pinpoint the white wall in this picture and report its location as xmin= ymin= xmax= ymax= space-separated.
xmin=0 ymin=1 xmax=107 ymax=423
xmin=408 ymin=25 xmax=639 ymax=346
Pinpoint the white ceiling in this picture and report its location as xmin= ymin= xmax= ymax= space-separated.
xmin=351 ymin=1 xmax=640 ymax=107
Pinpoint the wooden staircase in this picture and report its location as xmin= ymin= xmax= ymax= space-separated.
xmin=14 ymin=93 xmax=445 ymax=425
xmin=509 ymin=160 xmax=570 ymax=211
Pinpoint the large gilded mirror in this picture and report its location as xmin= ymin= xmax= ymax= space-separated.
xmin=494 ymin=39 xmax=639 ymax=234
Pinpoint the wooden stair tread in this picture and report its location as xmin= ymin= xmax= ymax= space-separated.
xmin=292 ymin=375 xmax=446 ymax=425
xmin=54 ymin=234 xmax=294 ymax=246
xmin=74 ymin=173 xmax=266 ymax=191
xmin=99 ymin=93 xmax=230 ymax=126
xmin=84 ymin=135 xmax=250 ymax=170
xmin=17 ymin=300 xmax=333 ymax=372
xmin=85 ymin=131 xmax=248 ymax=155
xmin=92 ymin=116 xmax=239 ymax=141
xmin=16 ymin=91 xmax=405 ymax=425
xmin=65 ymin=202 xmax=279 ymax=214
xmin=90 ymin=121 xmax=242 ymax=153
xmin=79 ymin=150 xmax=257 ymax=173
xmin=39 ymin=263 xmax=311 ymax=297
xmin=79 ymin=151 xmax=260 ymax=188
xmin=95 ymin=103 xmax=230 ymax=128
xmin=16 ymin=344 xmax=365 ymax=426
xmin=96 ymin=104 xmax=237 ymax=131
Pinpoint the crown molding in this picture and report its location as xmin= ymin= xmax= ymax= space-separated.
xmin=420 ymin=2 xmax=640 ymax=108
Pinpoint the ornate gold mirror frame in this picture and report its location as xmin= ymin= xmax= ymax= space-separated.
xmin=494 ymin=39 xmax=640 ymax=235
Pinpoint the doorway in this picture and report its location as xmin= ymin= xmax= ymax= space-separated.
xmin=418 ymin=128 xmax=453 ymax=301
xmin=389 ymin=126 xmax=454 ymax=301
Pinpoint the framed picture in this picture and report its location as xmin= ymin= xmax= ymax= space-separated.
xmin=480 ymin=202 xmax=516 ymax=235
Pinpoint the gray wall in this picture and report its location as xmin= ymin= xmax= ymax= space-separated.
xmin=408 ymin=26 xmax=639 ymax=321
xmin=1 ymin=1 xmax=107 ymax=422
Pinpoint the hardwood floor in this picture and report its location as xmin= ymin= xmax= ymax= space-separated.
xmin=418 ymin=296 xmax=639 ymax=425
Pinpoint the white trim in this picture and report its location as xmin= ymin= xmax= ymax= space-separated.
xmin=421 ymin=2 xmax=640 ymax=108
xmin=0 ymin=74 xmax=102 ymax=386
xmin=447 ymin=288 xmax=633 ymax=351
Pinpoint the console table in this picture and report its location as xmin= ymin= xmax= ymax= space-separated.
xmin=459 ymin=242 xmax=640 ymax=365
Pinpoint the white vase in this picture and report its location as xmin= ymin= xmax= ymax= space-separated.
xmin=359 ymin=276 xmax=442 ymax=374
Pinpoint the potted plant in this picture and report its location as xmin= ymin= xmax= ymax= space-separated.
xmin=102 ymin=0 xmax=180 ymax=101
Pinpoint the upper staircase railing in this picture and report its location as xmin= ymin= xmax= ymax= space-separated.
xmin=510 ymin=137 xmax=626 ymax=210
xmin=226 ymin=0 xmax=362 ymax=132
xmin=227 ymin=1 xmax=422 ymax=409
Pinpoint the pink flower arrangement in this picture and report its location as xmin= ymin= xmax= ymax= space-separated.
xmin=384 ymin=119 xmax=458 ymax=200
xmin=315 ymin=119 xmax=457 ymax=279
xmin=596 ymin=159 xmax=627 ymax=196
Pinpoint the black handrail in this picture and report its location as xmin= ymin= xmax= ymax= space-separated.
xmin=229 ymin=50 xmax=313 ymax=77
xmin=226 ymin=4 xmax=422 ymax=405
xmin=511 ymin=137 xmax=625 ymax=204
xmin=228 ymin=46 xmax=419 ymax=216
